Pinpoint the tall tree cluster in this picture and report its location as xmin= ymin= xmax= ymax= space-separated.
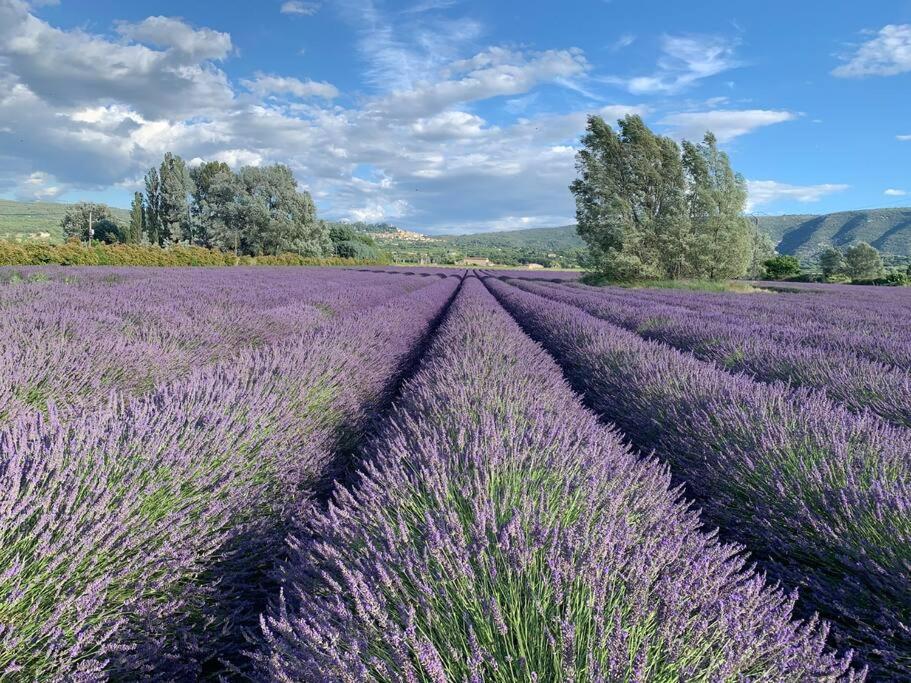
xmin=571 ymin=114 xmax=763 ymax=281
xmin=139 ymin=155 xmax=330 ymax=257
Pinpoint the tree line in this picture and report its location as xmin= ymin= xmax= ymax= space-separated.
xmin=60 ymin=155 xmax=382 ymax=260
xmin=571 ymin=114 xmax=775 ymax=281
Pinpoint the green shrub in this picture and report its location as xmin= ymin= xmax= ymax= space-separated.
xmin=0 ymin=241 xmax=388 ymax=267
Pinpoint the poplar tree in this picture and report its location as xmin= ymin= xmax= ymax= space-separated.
xmin=682 ymin=133 xmax=752 ymax=280
xmin=144 ymin=167 xmax=162 ymax=245
xmin=158 ymin=153 xmax=194 ymax=244
xmin=128 ymin=192 xmax=144 ymax=244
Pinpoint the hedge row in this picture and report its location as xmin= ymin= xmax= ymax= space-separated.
xmin=0 ymin=241 xmax=388 ymax=267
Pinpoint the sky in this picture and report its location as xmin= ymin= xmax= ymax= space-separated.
xmin=0 ymin=0 xmax=909 ymax=234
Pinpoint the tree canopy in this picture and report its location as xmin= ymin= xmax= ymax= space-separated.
xmin=571 ymin=114 xmax=762 ymax=281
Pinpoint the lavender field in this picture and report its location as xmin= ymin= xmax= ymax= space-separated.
xmin=2 ymin=266 xmax=908 ymax=681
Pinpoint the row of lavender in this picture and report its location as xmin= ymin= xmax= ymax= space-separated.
xmin=559 ymin=278 xmax=911 ymax=369
xmin=259 ymin=277 xmax=859 ymax=680
xmin=508 ymin=278 xmax=911 ymax=429
xmin=486 ymin=276 xmax=910 ymax=678
xmin=0 ymin=268 xmax=459 ymax=679
xmin=0 ymin=267 xmax=437 ymax=423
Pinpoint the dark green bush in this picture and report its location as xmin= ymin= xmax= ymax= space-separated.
xmin=0 ymin=241 xmax=388 ymax=267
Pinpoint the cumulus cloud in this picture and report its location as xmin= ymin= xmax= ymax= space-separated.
xmin=606 ymin=34 xmax=740 ymax=94
xmin=833 ymin=24 xmax=911 ymax=77
xmin=660 ymin=109 xmax=797 ymax=142
xmin=374 ymin=47 xmax=589 ymax=118
xmin=280 ymin=1 xmax=320 ymax=15
xmin=884 ymin=188 xmax=907 ymax=196
xmin=0 ymin=2 xmax=234 ymax=119
xmin=115 ymin=16 xmax=233 ymax=60
xmin=747 ymin=180 xmax=849 ymax=211
xmin=241 ymin=73 xmax=339 ymax=99
xmin=898 ymin=134 xmax=911 ymax=141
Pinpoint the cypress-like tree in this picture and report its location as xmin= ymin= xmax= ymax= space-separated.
xmin=144 ymin=167 xmax=162 ymax=246
xmin=128 ymin=192 xmax=144 ymax=245
xmin=158 ymin=153 xmax=194 ymax=245
xmin=682 ymin=133 xmax=752 ymax=280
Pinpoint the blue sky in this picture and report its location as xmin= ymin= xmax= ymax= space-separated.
xmin=0 ymin=0 xmax=909 ymax=233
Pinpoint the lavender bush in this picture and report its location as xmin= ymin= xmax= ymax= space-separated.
xmin=486 ymin=276 xmax=910 ymax=679
xmin=258 ymin=277 xmax=859 ymax=682
xmin=508 ymin=278 xmax=911 ymax=429
xmin=0 ymin=270 xmax=459 ymax=679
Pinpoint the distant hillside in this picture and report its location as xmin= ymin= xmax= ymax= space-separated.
xmin=0 ymin=199 xmax=130 ymax=243
xmin=439 ymin=225 xmax=584 ymax=252
xmin=755 ymin=208 xmax=911 ymax=261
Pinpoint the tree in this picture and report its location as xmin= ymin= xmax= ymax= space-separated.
xmin=190 ymin=160 xmax=233 ymax=246
xmin=128 ymin=192 xmax=144 ymax=244
xmin=682 ymin=133 xmax=752 ymax=280
xmin=819 ymin=246 xmax=847 ymax=279
xmin=158 ymin=153 xmax=195 ymax=244
xmin=764 ymin=255 xmax=801 ymax=280
xmin=144 ymin=167 xmax=162 ymax=245
xmin=845 ymin=242 xmax=883 ymax=280
xmin=60 ymin=202 xmax=114 ymax=242
xmin=571 ymin=115 xmax=686 ymax=280
xmin=571 ymin=115 xmax=755 ymax=281
xmin=92 ymin=217 xmax=125 ymax=244
xmin=746 ymin=222 xmax=776 ymax=278
xmin=236 ymin=164 xmax=329 ymax=256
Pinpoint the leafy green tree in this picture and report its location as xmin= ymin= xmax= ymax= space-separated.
xmin=236 ymin=164 xmax=329 ymax=256
xmin=190 ymin=160 xmax=233 ymax=246
xmin=746 ymin=223 xmax=776 ymax=278
xmin=572 ymin=115 xmax=754 ymax=281
xmin=92 ymin=217 xmax=125 ymax=244
xmin=819 ymin=246 xmax=847 ymax=279
xmin=571 ymin=114 xmax=686 ymax=280
xmin=128 ymin=192 xmax=144 ymax=244
xmin=60 ymin=203 xmax=114 ymax=242
xmin=845 ymin=242 xmax=883 ymax=281
xmin=144 ymin=167 xmax=162 ymax=245
xmin=159 ymin=152 xmax=195 ymax=244
xmin=683 ymin=133 xmax=752 ymax=280
xmin=763 ymin=255 xmax=801 ymax=280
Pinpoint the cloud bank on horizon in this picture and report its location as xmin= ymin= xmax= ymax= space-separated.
xmin=0 ymin=0 xmax=908 ymax=233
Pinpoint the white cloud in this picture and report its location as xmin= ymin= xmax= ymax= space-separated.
xmin=0 ymin=2 xmax=234 ymax=120
xmin=884 ymin=188 xmax=907 ymax=196
xmin=15 ymin=171 xmax=63 ymax=200
xmin=660 ymin=109 xmax=796 ymax=142
xmin=833 ymin=24 xmax=911 ymax=77
xmin=280 ymin=1 xmax=320 ymax=15
xmin=410 ymin=111 xmax=486 ymax=140
xmin=374 ymin=47 xmax=589 ymax=118
xmin=898 ymin=134 xmax=911 ymax=141
xmin=115 ymin=16 xmax=233 ymax=60
xmin=241 ymin=73 xmax=339 ymax=99
xmin=610 ymin=34 xmax=636 ymax=51
xmin=747 ymin=180 xmax=849 ymax=211
xmin=607 ymin=34 xmax=739 ymax=94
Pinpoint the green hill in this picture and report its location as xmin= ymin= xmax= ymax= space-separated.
xmin=755 ymin=208 xmax=911 ymax=261
xmin=0 ymin=199 xmax=130 ymax=243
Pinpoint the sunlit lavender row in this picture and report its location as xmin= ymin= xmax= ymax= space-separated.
xmin=507 ymin=278 xmax=911 ymax=428
xmin=258 ymin=277 xmax=858 ymax=681
xmin=0 ymin=267 xmax=458 ymax=678
xmin=486 ymin=275 xmax=910 ymax=678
